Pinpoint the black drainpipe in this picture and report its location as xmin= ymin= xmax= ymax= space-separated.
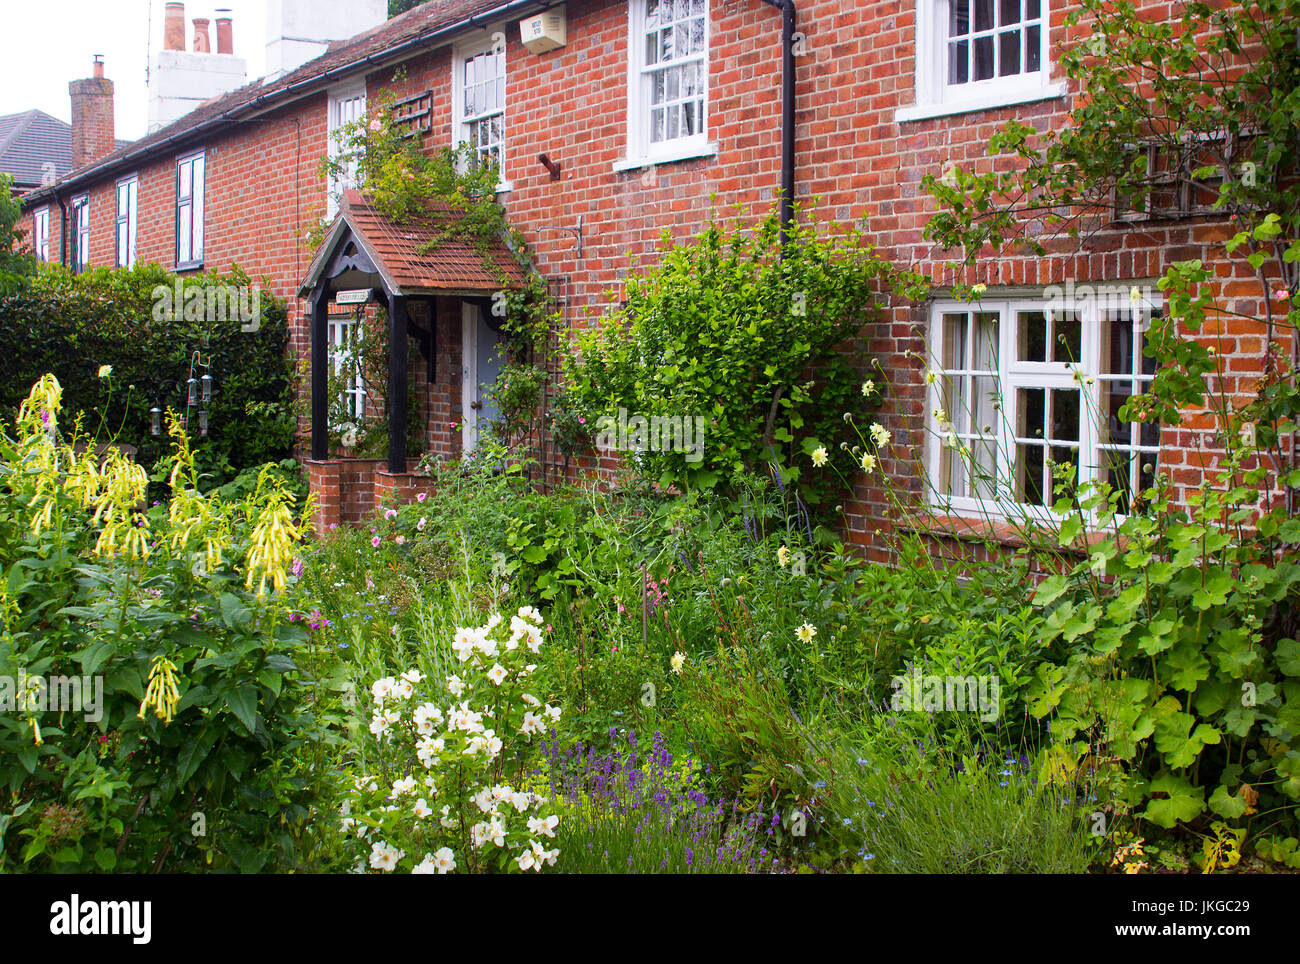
xmin=55 ymin=189 xmax=68 ymax=267
xmin=760 ymin=0 xmax=797 ymax=247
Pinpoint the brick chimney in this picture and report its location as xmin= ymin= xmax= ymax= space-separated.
xmin=193 ymin=18 xmax=211 ymax=53
xmin=164 ymin=3 xmax=186 ymax=51
xmin=68 ymin=55 xmax=115 ymax=169
xmin=215 ymin=10 xmax=234 ymax=55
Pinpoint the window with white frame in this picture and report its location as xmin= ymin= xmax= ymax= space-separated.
xmin=625 ymin=0 xmax=709 ymax=165
xmin=926 ymin=292 xmax=1160 ymax=518
xmin=176 ymin=152 xmax=205 ymax=269
xmin=904 ymin=0 xmax=1054 ymax=117
xmin=33 ymin=207 xmax=49 ymax=262
xmin=70 ymin=195 xmax=90 ymax=273
xmin=453 ymin=38 xmax=506 ymax=187
xmin=328 ymin=82 xmax=367 ymax=218
xmin=116 ymin=176 xmax=138 ymax=268
xmin=329 ymin=312 xmax=367 ymax=424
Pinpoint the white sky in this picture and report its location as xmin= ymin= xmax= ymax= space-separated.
xmin=0 ymin=0 xmax=270 ymax=141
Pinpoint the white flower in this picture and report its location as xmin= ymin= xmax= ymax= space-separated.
xmin=412 ymin=798 xmax=433 ymax=819
xmin=869 ymin=422 xmax=891 ymax=448
xmin=517 ymin=605 xmax=543 ymax=625
xmin=371 ymin=676 xmax=396 ymax=705
xmin=412 ymin=854 xmax=438 ymax=874
xmin=401 ymin=669 xmax=424 ymax=685
xmin=369 ymin=840 xmax=404 ymax=872
xmin=1130 ymin=285 xmax=1142 ymax=304
xmin=521 ymin=711 xmax=545 ymax=736
xmin=796 ymin=623 xmax=818 ymax=643
xmin=452 ymin=629 xmax=477 ymax=662
xmin=390 ymin=776 xmax=417 ymax=798
xmin=544 ymin=704 xmax=562 ymax=722
xmin=810 ymin=446 xmax=828 ymax=467
xmin=670 ymin=651 xmax=686 ymax=674
xmin=521 ymin=693 xmax=541 ymax=708
xmin=527 ymin=814 xmax=559 ymax=838
xmin=97 ymin=364 xmax=113 ymax=379
xmin=446 ymin=674 xmax=465 ymax=698
xmin=474 ymin=788 xmax=496 ymax=813
xmin=970 ymin=283 xmax=987 ymax=295
xmin=861 ymin=379 xmax=875 ymax=397
xmin=413 ymin=703 xmax=443 ymax=736
xmin=417 ymin=736 xmax=445 ymax=768
xmin=517 ymin=848 xmax=538 ymax=872
xmin=509 ymin=791 xmax=532 ymax=813
xmin=475 ymin=629 xmax=498 ymax=658
xmin=487 ymin=663 xmax=508 ymax=686
xmin=439 ymin=805 xmax=458 ymax=829
xmin=525 ymin=627 xmax=543 ymax=653
xmin=859 ymin=453 xmax=877 ymax=474
xmin=391 ymin=678 xmax=414 ymax=701
xmin=531 ymin=838 xmax=559 ymax=866
xmin=432 ymin=847 xmax=456 ymax=873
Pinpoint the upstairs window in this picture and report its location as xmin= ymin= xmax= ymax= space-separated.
xmin=453 ymin=38 xmax=507 ymax=189
xmin=899 ymin=0 xmax=1059 ymax=121
xmin=116 ymin=176 xmax=138 ymax=269
xmin=33 ymin=207 xmax=49 ymax=263
xmin=624 ymin=0 xmax=710 ymax=167
xmin=328 ymin=82 xmax=367 ymax=218
xmin=70 ymin=195 xmax=90 ymax=273
xmin=176 ymin=152 xmax=205 ymax=270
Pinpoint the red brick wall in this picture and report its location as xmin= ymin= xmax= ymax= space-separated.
xmin=23 ymin=0 xmax=1287 ymax=551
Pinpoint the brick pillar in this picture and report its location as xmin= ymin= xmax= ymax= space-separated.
xmin=305 ymin=459 xmax=342 ymax=537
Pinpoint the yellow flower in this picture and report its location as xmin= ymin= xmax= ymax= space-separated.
xmin=796 ymin=622 xmax=817 ymax=643
xmin=97 ymin=364 xmax=113 ymax=379
xmin=860 ymin=379 xmax=875 ymax=397
xmin=777 ymin=546 xmax=790 ymax=568
xmin=670 ymin=652 xmax=686 ymax=674
xmin=860 ymin=453 xmax=876 ymax=474
xmin=138 ymin=655 xmax=182 ymax=724
xmin=810 ymin=446 xmax=828 ymax=468
xmin=869 ymin=422 xmax=891 ymax=448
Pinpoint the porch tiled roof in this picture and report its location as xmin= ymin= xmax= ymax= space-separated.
xmin=301 ymin=189 xmax=528 ymax=297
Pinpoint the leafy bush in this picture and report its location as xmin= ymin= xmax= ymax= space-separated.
xmin=0 ymin=264 xmax=297 ymax=489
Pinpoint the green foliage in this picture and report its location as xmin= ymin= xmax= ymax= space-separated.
xmin=564 ymin=205 xmax=914 ymax=504
xmin=0 ymin=264 xmax=296 ymax=491
xmin=0 ymin=173 xmax=37 ymax=296
xmin=0 ymin=380 xmax=328 ymax=873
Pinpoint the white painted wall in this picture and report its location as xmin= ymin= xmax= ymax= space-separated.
xmin=264 ymin=0 xmax=388 ymax=79
xmin=148 ymin=49 xmax=249 ymax=133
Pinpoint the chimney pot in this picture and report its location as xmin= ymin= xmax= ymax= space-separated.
xmin=163 ymin=2 xmax=186 ymax=52
xmin=93 ymin=54 xmax=104 ymax=79
xmin=215 ymin=10 xmax=234 ymax=56
xmin=193 ymin=18 xmax=211 ymax=54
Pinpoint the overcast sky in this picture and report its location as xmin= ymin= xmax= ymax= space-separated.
xmin=0 ymin=1 xmax=270 ymax=141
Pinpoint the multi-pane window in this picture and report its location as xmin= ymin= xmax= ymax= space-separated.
xmin=946 ymin=0 xmax=1044 ymax=88
xmin=33 ymin=207 xmax=49 ymax=262
xmin=927 ymin=293 xmax=1160 ymax=518
xmin=176 ymin=152 xmax=205 ymax=269
xmin=328 ymin=84 xmax=367 ymax=217
xmin=329 ymin=313 xmax=366 ymax=424
xmin=457 ymin=45 xmax=505 ymax=182
xmin=116 ymin=176 xmax=138 ymax=268
xmin=70 ymin=195 xmax=90 ymax=273
xmin=627 ymin=0 xmax=709 ymax=163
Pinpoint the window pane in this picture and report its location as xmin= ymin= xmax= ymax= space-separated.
xmin=1026 ymin=24 xmax=1041 ymax=71
xmin=1018 ymin=310 xmax=1047 ymax=362
xmin=998 ymin=30 xmax=1020 ymax=75
xmin=949 ymin=40 xmax=969 ymax=84
xmin=179 ymin=160 xmax=191 ymax=199
xmin=179 ymin=203 xmax=192 ymax=262
xmin=1053 ymin=311 xmax=1082 ymax=363
xmin=974 ymin=35 xmax=995 ymax=80
xmin=1026 ymin=0 xmax=1041 ymax=19
xmin=975 ymin=0 xmax=994 ymax=31
xmin=999 ymin=0 xmax=1020 ymax=25
xmin=951 ymin=0 xmax=970 ymax=37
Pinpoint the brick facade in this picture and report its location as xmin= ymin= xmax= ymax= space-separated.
xmin=20 ymin=0 xmax=1290 ymax=556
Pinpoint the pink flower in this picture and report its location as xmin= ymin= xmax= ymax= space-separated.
xmin=417 ymin=492 xmax=427 ymax=503
xmin=450 ymin=422 xmax=458 ymax=430
xmin=329 ymin=522 xmax=338 ymax=531
xmin=1276 ymin=289 xmax=1291 ymax=301
xmin=372 ymin=536 xmax=381 ymax=548
xmin=369 ymin=118 xmax=382 ymax=132
xmin=395 ymin=535 xmax=406 ymax=545
xmin=385 ymin=509 xmax=398 ymax=519
xmin=578 ymin=416 xmax=586 ymax=424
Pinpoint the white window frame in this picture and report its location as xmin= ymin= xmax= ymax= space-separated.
xmin=451 ymin=32 xmax=510 ymax=193
xmin=329 ymin=311 xmax=367 ymax=426
xmin=924 ymin=290 xmax=1162 ymax=522
xmin=70 ymin=194 xmax=90 ymax=273
xmin=33 ymin=207 xmax=49 ymax=263
xmin=327 ymin=80 xmax=368 ymax=218
xmin=176 ymin=151 xmax=205 ymax=270
xmin=616 ymin=0 xmax=716 ymax=172
xmin=116 ymin=175 xmax=138 ymax=269
xmin=897 ymin=0 xmax=1066 ymax=123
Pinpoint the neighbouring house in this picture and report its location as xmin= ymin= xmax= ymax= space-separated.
xmin=18 ymin=0 xmax=1284 ymax=559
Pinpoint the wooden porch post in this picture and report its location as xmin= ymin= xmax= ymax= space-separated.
xmin=388 ymin=295 xmax=408 ymax=473
xmin=310 ymin=284 xmax=329 ymax=461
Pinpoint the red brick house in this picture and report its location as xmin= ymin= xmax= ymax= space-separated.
xmin=18 ymin=0 xmax=1282 ymax=554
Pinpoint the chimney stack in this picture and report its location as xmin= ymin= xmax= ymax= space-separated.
xmin=193 ymin=18 xmax=211 ymax=53
xmin=164 ymin=3 xmax=186 ymax=52
xmin=215 ymin=10 xmax=234 ymax=55
xmin=69 ymin=56 xmax=115 ymax=169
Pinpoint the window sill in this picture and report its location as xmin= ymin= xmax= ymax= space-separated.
xmin=612 ymin=141 xmax=718 ymax=173
xmin=896 ymin=510 xmax=1112 ymax=554
xmin=894 ymin=82 xmax=1068 ymax=123
xmin=176 ymin=261 xmax=204 ymax=273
